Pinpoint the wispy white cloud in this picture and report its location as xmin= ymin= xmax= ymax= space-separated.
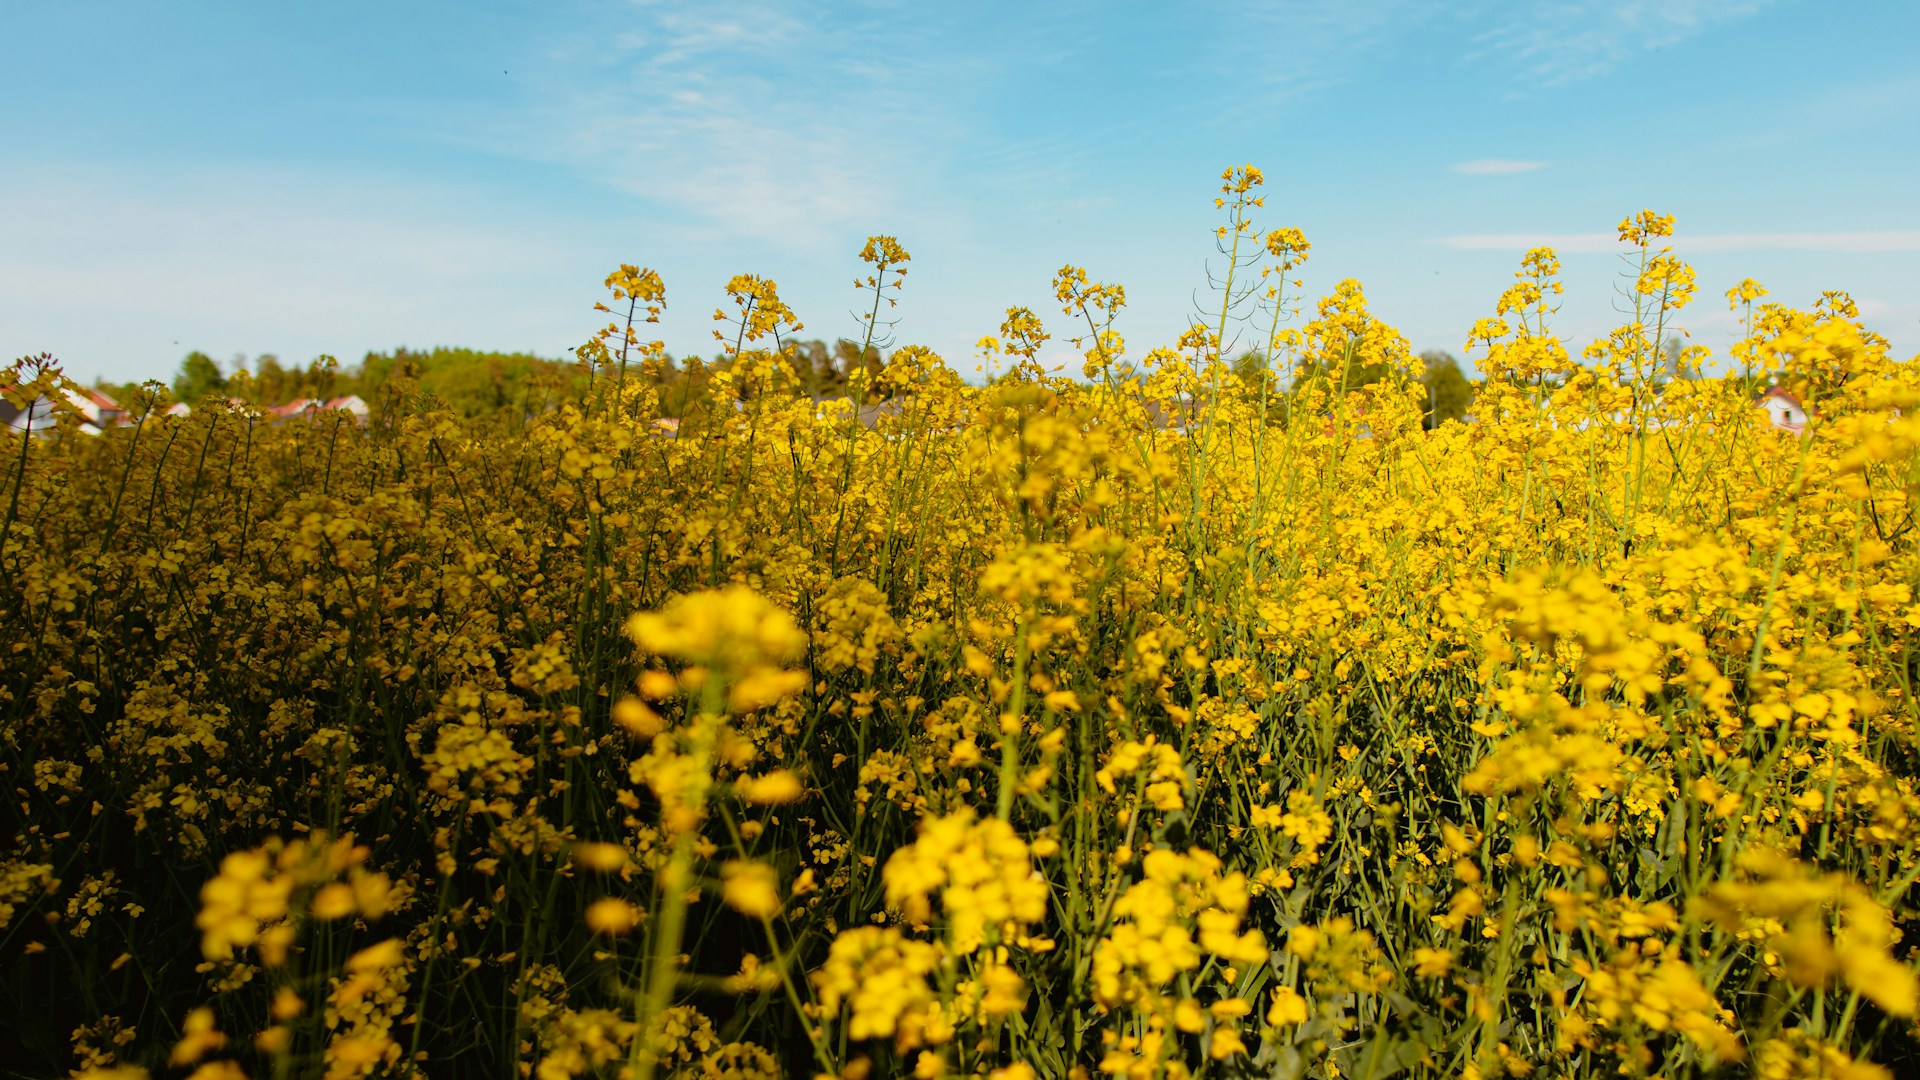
xmin=1213 ymin=0 xmax=1779 ymax=114
xmin=1451 ymin=158 xmax=1546 ymax=175
xmin=457 ymin=2 xmax=985 ymax=251
xmin=1471 ymin=0 xmax=1780 ymax=86
xmin=1226 ymin=1 xmax=1426 ymax=98
xmin=1433 ymin=230 xmax=1920 ymax=254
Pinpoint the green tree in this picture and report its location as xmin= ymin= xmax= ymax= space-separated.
xmin=787 ymin=340 xmax=838 ymax=397
xmin=348 ymin=347 xmax=584 ymax=421
xmin=832 ymin=339 xmax=884 ymax=400
xmin=1230 ymin=349 xmax=1279 ymax=397
xmin=1418 ymin=350 xmax=1473 ymax=428
xmin=251 ymin=354 xmax=294 ymax=405
xmin=171 ymin=351 xmax=227 ymax=403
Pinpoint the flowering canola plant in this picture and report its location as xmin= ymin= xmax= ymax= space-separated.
xmin=5 ymin=165 xmax=1920 ymax=1079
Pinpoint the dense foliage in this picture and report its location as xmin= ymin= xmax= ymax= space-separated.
xmin=138 ymin=338 xmax=889 ymax=429
xmin=5 ymin=168 xmax=1920 ymax=1080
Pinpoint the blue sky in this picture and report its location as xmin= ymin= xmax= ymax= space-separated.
xmin=5 ymin=0 xmax=1917 ymax=386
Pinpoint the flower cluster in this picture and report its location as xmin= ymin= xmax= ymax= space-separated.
xmin=11 ymin=168 xmax=1920 ymax=1079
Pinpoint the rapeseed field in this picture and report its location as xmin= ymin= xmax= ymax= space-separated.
xmin=5 ymin=168 xmax=1920 ymax=1079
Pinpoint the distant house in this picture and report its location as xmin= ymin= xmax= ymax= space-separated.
xmin=267 ymin=395 xmax=370 ymax=423
xmin=856 ymin=398 xmax=909 ymax=429
xmin=1754 ymin=386 xmax=1809 ymax=434
xmin=68 ymin=388 xmax=126 ymax=429
xmin=1 ymin=386 xmax=126 ymax=436
xmin=0 ymin=393 xmax=56 ymax=435
xmin=1144 ymin=396 xmax=1196 ymax=436
xmin=324 ymin=395 xmax=370 ymax=420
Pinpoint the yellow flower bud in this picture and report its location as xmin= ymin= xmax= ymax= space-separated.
xmin=722 ymin=861 xmax=782 ymax=920
xmin=585 ymin=897 xmax=643 ymax=936
xmin=737 ymin=770 xmax=805 ymax=805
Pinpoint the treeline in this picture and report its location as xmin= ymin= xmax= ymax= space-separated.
xmin=117 ymin=338 xmax=1484 ymax=428
xmin=1228 ymin=346 xmax=1476 ymax=428
xmin=108 ymin=339 xmax=888 ymax=424
xmin=132 ymin=347 xmax=586 ymax=420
